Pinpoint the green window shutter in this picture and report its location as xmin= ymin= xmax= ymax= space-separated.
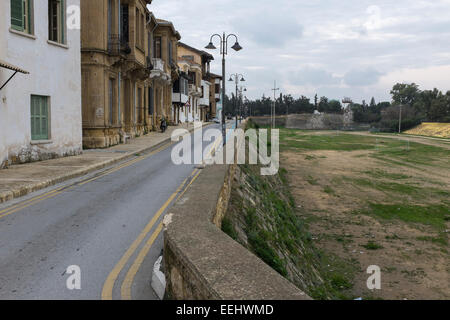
xmin=60 ymin=0 xmax=65 ymax=44
xmin=31 ymin=96 xmax=49 ymax=140
xmin=11 ymin=0 xmax=24 ymax=31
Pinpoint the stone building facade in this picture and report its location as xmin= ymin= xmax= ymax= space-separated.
xmin=80 ymin=0 xmax=180 ymax=149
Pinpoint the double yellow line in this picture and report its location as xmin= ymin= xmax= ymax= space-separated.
xmin=103 ymin=133 xmax=222 ymax=300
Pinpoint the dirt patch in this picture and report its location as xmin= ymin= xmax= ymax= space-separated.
xmin=282 ymin=133 xmax=450 ymax=300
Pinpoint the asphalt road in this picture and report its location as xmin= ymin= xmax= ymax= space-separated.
xmin=0 ymin=122 xmax=233 ymax=300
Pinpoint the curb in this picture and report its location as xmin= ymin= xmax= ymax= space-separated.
xmin=0 ymin=124 xmax=210 ymax=205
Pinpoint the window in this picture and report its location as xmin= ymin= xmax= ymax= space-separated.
xmin=154 ymin=36 xmax=161 ymax=59
xmin=140 ymin=13 xmax=145 ymax=49
xmin=31 ymin=95 xmax=49 ymax=140
xmin=135 ymin=9 xmax=140 ymax=48
xmin=108 ymin=78 xmax=115 ymax=126
xmin=168 ymin=41 xmax=173 ymax=66
xmin=11 ymin=0 xmax=33 ymax=34
xmin=48 ymin=0 xmax=66 ymax=44
xmin=120 ymin=4 xmax=129 ymax=44
xmin=137 ymin=87 xmax=142 ymax=123
xmin=148 ymin=87 xmax=154 ymax=115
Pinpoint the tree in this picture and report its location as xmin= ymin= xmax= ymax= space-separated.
xmin=328 ymin=100 xmax=343 ymax=113
xmin=318 ymin=96 xmax=329 ymax=113
xmin=283 ymin=94 xmax=294 ymax=115
xmin=390 ymin=83 xmax=420 ymax=107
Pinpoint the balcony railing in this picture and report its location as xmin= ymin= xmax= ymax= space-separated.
xmin=108 ymin=34 xmax=130 ymax=55
xmin=172 ymin=92 xmax=189 ymax=104
xmin=152 ymin=58 xmax=165 ymax=72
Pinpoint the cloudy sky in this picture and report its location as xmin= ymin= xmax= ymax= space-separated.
xmin=149 ymin=0 xmax=450 ymax=103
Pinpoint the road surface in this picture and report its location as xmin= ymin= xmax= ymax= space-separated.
xmin=0 ymin=122 xmax=233 ymax=300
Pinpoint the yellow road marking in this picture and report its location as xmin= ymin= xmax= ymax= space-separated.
xmin=119 ymin=168 xmax=203 ymax=300
xmin=0 ymin=188 xmax=62 ymax=216
xmin=0 ymin=191 xmax=64 ymax=219
xmin=101 ymin=171 xmax=197 ymax=300
xmin=120 ymin=222 xmax=164 ymax=300
xmin=175 ymin=169 xmax=202 ymax=203
xmin=0 ymin=140 xmax=178 ymax=220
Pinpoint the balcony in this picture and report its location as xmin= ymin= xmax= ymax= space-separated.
xmin=189 ymin=84 xmax=202 ymax=97
xmin=107 ymin=34 xmax=130 ymax=56
xmin=172 ymin=92 xmax=189 ymax=104
xmin=150 ymin=58 xmax=170 ymax=81
xmin=199 ymin=97 xmax=210 ymax=107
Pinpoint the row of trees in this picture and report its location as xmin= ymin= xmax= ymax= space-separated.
xmin=351 ymin=84 xmax=450 ymax=131
xmin=224 ymin=93 xmax=344 ymax=117
xmin=224 ymin=83 xmax=450 ymax=132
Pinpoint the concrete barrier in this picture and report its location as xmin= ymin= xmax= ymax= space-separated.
xmin=163 ymin=161 xmax=311 ymax=300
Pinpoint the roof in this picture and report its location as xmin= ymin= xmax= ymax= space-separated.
xmin=0 ymin=59 xmax=29 ymax=74
xmin=153 ymin=17 xmax=181 ymax=40
xmin=178 ymin=42 xmax=214 ymax=61
xmin=208 ymin=72 xmax=222 ymax=79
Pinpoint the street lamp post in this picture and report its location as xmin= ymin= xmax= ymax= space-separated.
xmin=229 ymin=74 xmax=245 ymax=128
xmin=205 ymin=33 xmax=242 ymax=145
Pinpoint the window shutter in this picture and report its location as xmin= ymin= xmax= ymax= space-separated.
xmin=31 ymin=96 xmax=49 ymax=140
xmin=60 ymin=0 xmax=65 ymax=44
xmin=11 ymin=0 xmax=24 ymax=31
xmin=40 ymin=98 xmax=48 ymax=140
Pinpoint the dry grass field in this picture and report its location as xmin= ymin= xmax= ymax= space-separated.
xmin=405 ymin=122 xmax=450 ymax=138
xmin=280 ymin=129 xmax=450 ymax=299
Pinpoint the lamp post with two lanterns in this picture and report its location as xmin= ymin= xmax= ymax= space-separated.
xmin=205 ymin=33 xmax=242 ymax=144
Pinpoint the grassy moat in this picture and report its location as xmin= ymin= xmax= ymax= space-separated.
xmin=223 ymin=123 xmax=449 ymax=300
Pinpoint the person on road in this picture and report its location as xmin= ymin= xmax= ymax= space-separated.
xmin=160 ymin=116 xmax=167 ymax=133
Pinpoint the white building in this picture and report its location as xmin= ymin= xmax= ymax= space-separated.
xmin=198 ymin=79 xmax=210 ymax=121
xmin=0 ymin=0 xmax=82 ymax=168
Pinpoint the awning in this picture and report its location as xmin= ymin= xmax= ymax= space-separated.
xmin=0 ymin=59 xmax=29 ymax=91
xmin=0 ymin=59 xmax=29 ymax=74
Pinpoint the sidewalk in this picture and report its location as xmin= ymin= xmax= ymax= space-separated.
xmin=0 ymin=123 xmax=201 ymax=204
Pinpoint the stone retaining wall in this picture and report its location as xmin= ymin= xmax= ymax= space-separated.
xmin=163 ymin=161 xmax=310 ymax=300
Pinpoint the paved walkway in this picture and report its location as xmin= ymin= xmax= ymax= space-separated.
xmin=0 ymin=123 xmax=200 ymax=204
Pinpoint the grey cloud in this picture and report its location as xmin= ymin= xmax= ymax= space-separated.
xmin=290 ymin=67 xmax=340 ymax=86
xmin=231 ymin=7 xmax=303 ymax=48
xmin=343 ymin=68 xmax=383 ymax=86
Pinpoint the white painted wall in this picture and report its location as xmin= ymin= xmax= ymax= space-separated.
xmin=0 ymin=0 xmax=82 ymax=166
xmin=199 ymin=80 xmax=210 ymax=108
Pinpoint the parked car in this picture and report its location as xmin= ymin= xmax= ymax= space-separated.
xmin=213 ymin=118 xmax=221 ymax=124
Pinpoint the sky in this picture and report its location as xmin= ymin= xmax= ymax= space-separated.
xmin=148 ymin=0 xmax=450 ymax=103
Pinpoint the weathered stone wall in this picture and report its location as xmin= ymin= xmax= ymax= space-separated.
xmin=250 ymin=113 xmax=369 ymax=131
xmin=163 ymin=161 xmax=310 ymax=300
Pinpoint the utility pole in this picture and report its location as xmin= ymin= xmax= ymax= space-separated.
xmin=398 ymin=105 xmax=402 ymax=133
xmin=271 ymin=81 xmax=279 ymax=129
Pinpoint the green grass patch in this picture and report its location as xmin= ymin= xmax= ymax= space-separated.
xmin=362 ymin=169 xmax=411 ymax=180
xmin=361 ymin=241 xmax=384 ymax=250
xmin=344 ymin=177 xmax=421 ymax=195
xmin=416 ymin=233 xmax=448 ymax=246
xmin=357 ymin=203 xmax=450 ymax=230
xmin=323 ymin=186 xmax=336 ymax=195
xmin=221 ymin=217 xmax=238 ymax=241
